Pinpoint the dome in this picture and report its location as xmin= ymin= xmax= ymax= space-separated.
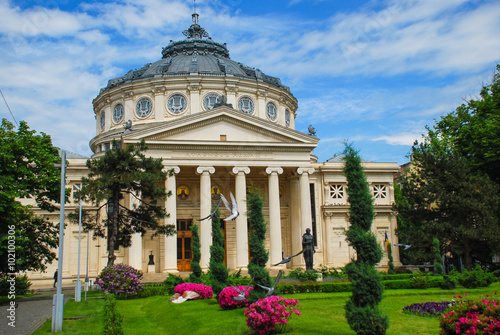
xmin=101 ymin=13 xmax=288 ymax=93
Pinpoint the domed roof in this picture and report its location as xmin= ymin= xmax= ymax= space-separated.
xmin=101 ymin=13 xmax=289 ymax=93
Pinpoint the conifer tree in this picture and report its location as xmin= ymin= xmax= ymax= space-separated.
xmin=343 ymin=144 xmax=389 ymax=335
xmin=78 ymin=139 xmax=174 ymax=266
xmin=188 ymin=223 xmax=202 ymax=283
xmin=433 ymin=238 xmax=444 ymax=275
xmin=209 ymin=206 xmax=228 ymax=298
xmin=247 ymin=186 xmax=271 ymax=302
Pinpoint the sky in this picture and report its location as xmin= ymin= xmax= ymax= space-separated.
xmin=1 ymin=0 xmax=499 ymax=165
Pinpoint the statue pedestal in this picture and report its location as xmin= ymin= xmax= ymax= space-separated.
xmin=148 ymin=264 xmax=156 ymax=273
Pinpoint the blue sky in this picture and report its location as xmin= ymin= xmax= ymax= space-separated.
xmin=1 ymin=0 xmax=499 ymax=164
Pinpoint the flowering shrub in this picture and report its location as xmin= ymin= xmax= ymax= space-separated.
xmin=218 ymin=285 xmax=254 ymax=310
xmin=95 ymin=263 xmax=143 ymax=296
xmin=174 ymin=283 xmax=213 ymax=300
xmin=402 ymin=301 xmax=456 ymax=317
xmin=440 ymin=293 xmax=499 ymax=335
xmin=244 ymin=296 xmax=301 ymax=334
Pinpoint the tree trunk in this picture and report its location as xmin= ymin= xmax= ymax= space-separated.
xmin=107 ymin=194 xmax=119 ymax=266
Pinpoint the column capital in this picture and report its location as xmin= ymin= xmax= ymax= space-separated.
xmin=196 ymin=166 xmax=215 ymax=175
xmin=162 ymin=166 xmax=180 ymax=174
xmin=265 ymin=167 xmax=283 ymax=175
xmin=232 ymin=166 xmax=250 ymax=175
xmin=297 ymin=167 xmax=315 ymax=175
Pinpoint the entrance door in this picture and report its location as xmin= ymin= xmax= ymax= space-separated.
xmin=177 ymin=219 xmax=192 ymax=271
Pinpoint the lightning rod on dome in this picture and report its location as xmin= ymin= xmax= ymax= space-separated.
xmin=192 ymin=0 xmax=199 ymax=24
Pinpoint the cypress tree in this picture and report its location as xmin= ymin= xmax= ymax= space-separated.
xmin=433 ymin=238 xmax=444 ymax=275
xmin=343 ymin=144 xmax=389 ymax=335
xmin=188 ymin=223 xmax=202 ymax=283
xmin=247 ymin=186 xmax=271 ymax=302
xmin=209 ymin=205 xmax=228 ymax=298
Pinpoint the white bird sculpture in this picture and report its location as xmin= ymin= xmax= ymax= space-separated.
xmin=198 ymin=198 xmax=223 ymax=221
xmin=256 ymin=270 xmax=283 ymax=297
xmin=272 ymin=249 xmax=304 ymax=267
xmin=232 ymin=276 xmax=254 ymax=301
xmin=220 ymin=192 xmax=239 ymax=221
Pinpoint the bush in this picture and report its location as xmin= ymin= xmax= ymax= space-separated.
xmin=440 ymin=275 xmax=457 ymax=290
xmin=244 ymin=296 xmax=301 ymax=334
xmin=318 ymin=265 xmax=347 ymax=279
xmin=0 ymin=274 xmax=32 ymax=296
xmin=381 ymin=273 xmax=415 ymax=281
xmin=456 ymin=265 xmax=495 ymax=288
xmin=440 ymin=294 xmax=499 ymax=334
xmin=218 ymin=285 xmax=254 ymax=310
xmin=103 ymin=294 xmax=124 ymax=335
xmin=287 ymin=268 xmax=320 ymax=282
xmin=163 ymin=273 xmax=184 ymax=288
xmin=174 ymin=283 xmax=213 ymax=299
xmin=95 ymin=263 xmax=143 ymax=296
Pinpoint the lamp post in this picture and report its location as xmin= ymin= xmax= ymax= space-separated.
xmin=85 ymin=228 xmax=90 ymax=301
xmin=75 ymin=199 xmax=82 ymax=302
xmin=52 ymin=150 xmax=66 ymax=332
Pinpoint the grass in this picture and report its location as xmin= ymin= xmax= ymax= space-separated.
xmin=33 ymin=282 xmax=500 ymax=335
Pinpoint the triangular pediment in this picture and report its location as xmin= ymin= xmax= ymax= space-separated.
xmin=122 ymin=107 xmax=318 ymax=149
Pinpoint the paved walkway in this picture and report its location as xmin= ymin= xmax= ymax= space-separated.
xmin=0 ymin=288 xmax=73 ymax=335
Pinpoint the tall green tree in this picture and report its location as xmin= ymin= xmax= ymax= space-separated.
xmin=209 ymin=206 xmax=228 ymax=298
xmin=396 ymin=129 xmax=500 ymax=270
xmin=343 ymin=144 xmax=389 ymax=335
xmin=188 ymin=223 xmax=202 ymax=283
xmin=433 ymin=238 xmax=443 ymax=275
xmin=0 ymin=119 xmax=62 ymax=274
xmin=247 ymin=186 xmax=271 ymax=302
xmin=436 ymin=64 xmax=500 ymax=183
xmin=78 ymin=140 xmax=174 ymax=266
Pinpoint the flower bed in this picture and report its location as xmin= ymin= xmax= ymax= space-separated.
xmin=402 ymin=301 xmax=455 ymax=317
xmin=174 ymin=283 xmax=213 ymax=300
xmin=440 ymin=293 xmax=499 ymax=335
xmin=244 ymin=296 xmax=301 ymax=334
xmin=218 ymin=285 xmax=254 ymax=310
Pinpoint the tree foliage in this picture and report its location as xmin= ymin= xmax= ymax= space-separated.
xmin=343 ymin=143 xmax=388 ymax=335
xmin=247 ymin=186 xmax=271 ymax=303
xmin=209 ymin=206 xmax=228 ymax=298
xmin=0 ymin=119 xmax=62 ymax=274
xmin=188 ymin=223 xmax=202 ymax=283
xmin=395 ymin=65 xmax=500 ymax=270
xmin=78 ymin=139 xmax=174 ymax=266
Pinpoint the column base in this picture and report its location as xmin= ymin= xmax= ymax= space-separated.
xmin=162 ymin=268 xmax=180 ymax=275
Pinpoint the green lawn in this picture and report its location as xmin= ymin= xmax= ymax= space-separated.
xmin=34 ymin=282 xmax=500 ymax=335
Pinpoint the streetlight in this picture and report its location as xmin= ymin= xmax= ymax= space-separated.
xmin=75 ymin=199 xmax=82 ymax=302
xmin=52 ymin=150 xmax=66 ymax=332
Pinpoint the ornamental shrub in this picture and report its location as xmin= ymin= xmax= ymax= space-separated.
xmin=103 ymin=294 xmax=124 ymax=335
xmin=287 ymin=268 xmax=320 ymax=282
xmin=209 ymin=207 xmax=228 ymax=298
xmin=96 ymin=263 xmax=143 ymax=296
xmin=218 ymin=285 xmax=254 ymax=310
xmin=247 ymin=186 xmax=271 ymax=303
xmin=343 ymin=144 xmax=389 ymax=335
xmin=163 ymin=273 xmax=184 ymax=288
xmin=174 ymin=282 xmax=213 ymax=299
xmin=0 ymin=274 xmax=32 ymax=296
xmin=189 ymin=223 xmax=202 ymax=283
xmin=244 ymin=296 xmax=301 ymax=335
xmin=457 ymin=265 xmax=495 ymax=288
xmin=440 ymin=293 xmax=499 ymax=335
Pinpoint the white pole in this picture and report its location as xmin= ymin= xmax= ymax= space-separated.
xmin=75 ymin=199 xmax=82 ymax=302
xmin=85 ymin=229 xmax=90 ymax=301
xmin=52 ymin=151 xmax=66 ymax=332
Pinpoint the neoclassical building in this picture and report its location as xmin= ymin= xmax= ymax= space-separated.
xmin=28 ymin=13 xmax=400 ymax=282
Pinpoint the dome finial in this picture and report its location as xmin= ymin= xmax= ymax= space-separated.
xmin=192 ymin=0 xmax=199 ymax=24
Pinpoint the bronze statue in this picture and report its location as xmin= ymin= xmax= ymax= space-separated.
xmin=302 ymin=228 xmax=315 ymax=271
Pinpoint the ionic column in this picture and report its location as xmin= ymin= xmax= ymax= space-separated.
xmin=297 ymin=168 xmax=315 ymax=234
xmin=197 ymin=166 xmax=215 ymax=270
xmin=265 ymin=167 xmax=283 ymax=267
xmin=129 ymin=190 xmax=142 ymax=270
xmin=163 ymin=166 xmax=180 ymax=273
xmin=233 ymin=166 xmax=250 ymax=269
